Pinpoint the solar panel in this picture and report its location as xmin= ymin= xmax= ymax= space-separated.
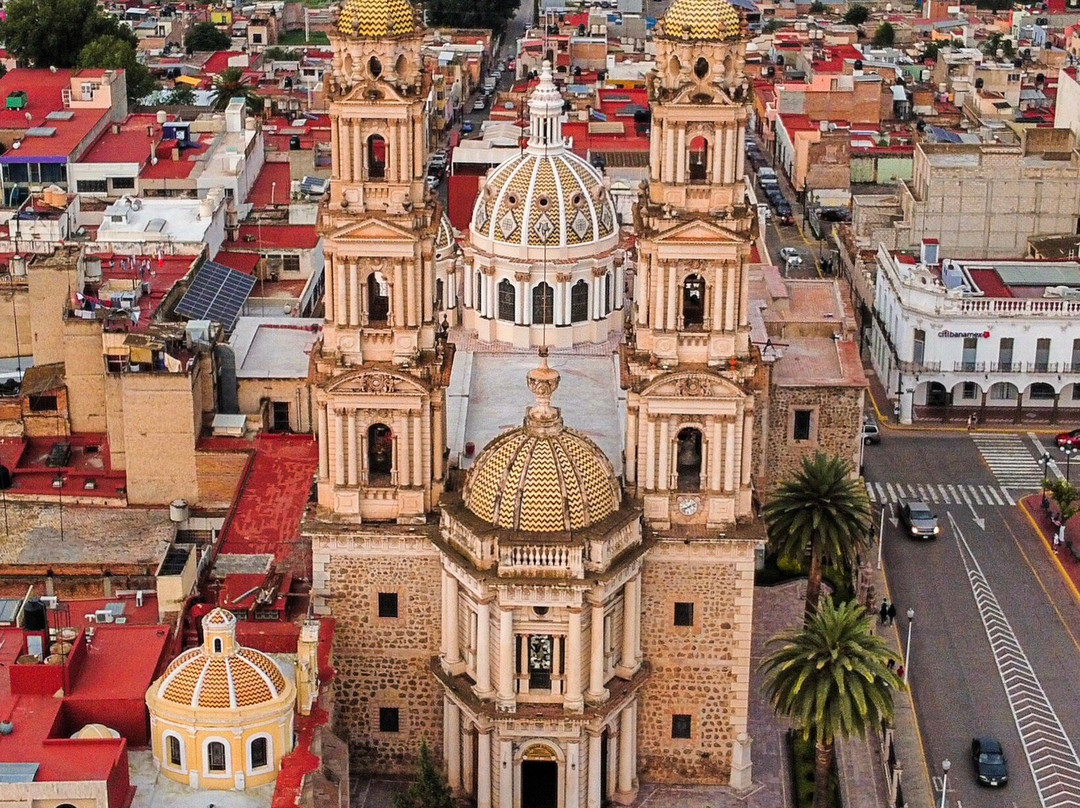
xmin=0 ymin=763 xmax=39 ymax=783
xmin=176 ymin=260 xmax=256 ymax=331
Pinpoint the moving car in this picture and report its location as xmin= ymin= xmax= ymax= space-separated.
xmin=1056 ymin=427 xmax=1080 ymax=448
xmin=971 ymin=737 xmax=1008 ymax=787
xmin=774 ymin=202 xmax=793 ymax=224
xmin=779 ymin=247 xmax=801 ymax=262
xmin=897 ymin=499 xmax=940 ymax=539
xmin=473 ymin=97 xmax=487 ymax=111
xmin=861 ymin=422 xmax=880 ymax=445
xmin=425 ymin=174 xmax=440 ymax=190
xmin=462 ymin=121 xmax=474 ymax=134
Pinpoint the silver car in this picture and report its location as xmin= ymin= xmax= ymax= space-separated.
xmin=898 ymin=499 xmax=940 ymax=539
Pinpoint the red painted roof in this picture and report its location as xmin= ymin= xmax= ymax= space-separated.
xmin=213 ymin=250 xmax=261 ymax=274
xmin=81 ymin=113 xmax=164 ymax=164
xmin=448 ymin=173 xmax=481 ymax=235
xmin=235 ymin=224 xmax=320 ymax=250
xmin=88 ymin=252 xmax=196 ymax=333
xmin=248 ymin=161 xmax=293 ymax=208
xmin=201 ymin=50 xmax=248 ymax=76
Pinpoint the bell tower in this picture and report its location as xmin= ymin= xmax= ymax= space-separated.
xmin=624 ymin=0 xmax=757 ymax=529
xmin=312 ymin=0 xmax=451 ymax=524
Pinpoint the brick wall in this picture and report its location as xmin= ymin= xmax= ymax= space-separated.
xmin=764 ymin=385 xmax=864 ymax=492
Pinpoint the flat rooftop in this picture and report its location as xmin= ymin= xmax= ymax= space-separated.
xmin=87 ymin=252 xmax=196 ymax=332
xmin=129 ymin=749 xmax=276 ymax=808
xmin=97 ymin=198 xmax=221 ymax=245
xmin=230 ymin=318 xmax=322 ymax=379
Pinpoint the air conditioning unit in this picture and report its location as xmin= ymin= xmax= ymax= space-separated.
xmin=136 ymin=590 xmax=145 ymax=608
xmin=39 ymin=596 xmax=58 ymax=609
xmin=94 ymin=609 xmax=114 ymax=624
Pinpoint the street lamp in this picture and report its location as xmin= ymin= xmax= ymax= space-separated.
xmin=939 ymin=759 xmax=951 ymax=808
xmin=1061 ymin=445 xmax=1077 ymax=483
xmin=904 ymin=608 xmax=914 ymax=683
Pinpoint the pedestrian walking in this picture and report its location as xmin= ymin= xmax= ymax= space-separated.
xmin=887 ymin=659 xmax=896 ymax=671
xmin=896 ymin=664 xmax=905 ymax=680
xmin=966 ymin=413 xmax=975 ymax=430
xmin=1058 ymin=522 xmax=1067 ymax=551
xmin=879 ymin=598 xmax=889 ymax=625
xmin=887 ymin=602 xmax=897 ymax=626
xmin=1054 ymin=530 xmax=1063 ymax=553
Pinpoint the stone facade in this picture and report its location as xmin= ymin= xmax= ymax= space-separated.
xmin=764 ymin=385 xmax=864 ymax=491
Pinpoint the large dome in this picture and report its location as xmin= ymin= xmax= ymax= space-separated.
xmin=463 ymin=356 xmax=620 ymax=532
xmin=470 ymin=61 xmax=617 ymax=252
xmin=656 ymin=0 xmax=742 ymax=40
xmin=337 ymin=0 xmax=418 ymax=37
xmin=151 ymin=609 xmax=291 ymax=710
xmin=435 ymin=211 xmax=456 ymax=261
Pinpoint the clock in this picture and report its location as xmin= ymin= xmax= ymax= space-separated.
xmin=678 ymin=496 xmax=700 ymax=516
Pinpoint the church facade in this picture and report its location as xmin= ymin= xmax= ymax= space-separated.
xmin=305 ymin=0 xmax=765 ymax=805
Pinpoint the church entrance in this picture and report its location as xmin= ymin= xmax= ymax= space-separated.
xmin=520 ymin=760 xmax=558 ymax=808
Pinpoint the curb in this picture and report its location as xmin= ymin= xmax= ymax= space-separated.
xmin=1017 ymin=494 xmax=1080 ymax=607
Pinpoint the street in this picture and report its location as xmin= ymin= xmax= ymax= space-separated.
xmin=868 ymin=430 xmax=1080 ymax=808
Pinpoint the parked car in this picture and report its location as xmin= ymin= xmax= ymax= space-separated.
xmin=779 ymin=247 xmax=801 ymax=262
xmin=971 ymin=738 xmax=1008 ymax=787
xmin=897 ymin=499 xmax=941 ymax=539
xmin=472 ymin=98 xmax=487 ymax=111
xmin=750 ymin=152 xmax=769 ymax=169
xmin=429 ymin=151 xmax=448 ymax=170
xmin=861 ymin=422 xmax=880 ymax=445
xmin=425 ymin=174 xmax=440 ymax=190
xmin=774 ymin=202 xmax=794 ymax=224
xmin=462 ymin=121 xmax=474 ymax=134
xmin=1056 ymin=427 xmax=1080 ymax=448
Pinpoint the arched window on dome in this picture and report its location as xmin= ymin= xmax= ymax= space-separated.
xmin=604 ymin=272 xmax=613 ymax=315
xmin=368 ymin=272 xmax=390 ymax=324
xmin=207 ymin=740 xmax=228 ymax=773
xmin=694 ymin=57 xmax=710 ymax=80
xmin=676 ymin=427 xmax=703 ymax=492
xmin=249 ymin=736 xmax=270 ymax=770
xmin=367 ymin=134 xmax=386 ymax=180
xmin=682 ymin=274 xmax=706 ymax=329
xmin=498 ymin=279 xmax=516 ymax=322
xmin=368 ymin=56 xmax=382 ymax=78
xmin=166 ymin=733 xmax=183 ymax=768
xmin=688 ymin=136 xmax=709 ymax=183
xmin=532 ymin=283 xmax=554 ymax=325
xmin=570 ymin=280 xmax=589 ymax=323
xmin=368 ymin=423 xmax=393 ymax=483
xmin=213 ymin=638 xmax=223 ymax=653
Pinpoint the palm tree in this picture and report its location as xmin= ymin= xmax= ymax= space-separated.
xmin=210 ymin=66 xmax=264 ymax=113
xmin=763 ymin=451 xmax=871 ymax=622
xmin=760 ymin=597 xmax=903 ymax=808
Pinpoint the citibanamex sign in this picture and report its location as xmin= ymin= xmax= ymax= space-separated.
xmin=937 ymin=329 xmax=991 ymax=339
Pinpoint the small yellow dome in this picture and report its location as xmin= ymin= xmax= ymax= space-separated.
xmin=337 ymin=0 xmax=418 ymax=37
xmin=463 ymin=356 xmax=620 ymax=533
xmin=72 ymin=723 xmax=120 ymax=740
xmin=657 ymin=0 xmax=742 ymax=40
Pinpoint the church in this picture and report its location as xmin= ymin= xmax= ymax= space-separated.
xmin=303 ymin=0 xmax=866 ymax=804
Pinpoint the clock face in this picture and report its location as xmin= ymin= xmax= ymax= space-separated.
xmin=679 ymin=497 xmax=699 ymax=516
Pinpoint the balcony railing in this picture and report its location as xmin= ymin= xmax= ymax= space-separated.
xmin=499 ymin=543 xmax=583 ymax=578
xmin=1027 ymin=362 xmax=1057 ymax=373
xmin=953 ymin=361 xmax=986 ymax=372
xmin=899 ymin=360 xmax=941 ymax=373
xmin=989 ymin=362 xmax=1023 ymax=373
xmin=950 ymin=297 xmax=1080 ymax=317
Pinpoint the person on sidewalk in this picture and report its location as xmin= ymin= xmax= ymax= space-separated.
xmin=887 ymin=601 xmax=897 ymax=626
xmin=879 ymin=598 xmax=890 ymax=625
xmin=1054 ymin=530 xmax=1063 ymax=553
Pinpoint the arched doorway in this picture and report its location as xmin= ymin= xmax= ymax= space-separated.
xmin=682 ymin=274 xmax=705 ymax=329
xmin=368 ymin=272 xmax=389 ymax=323
xmin=520 ymin=744 xmax=559 ymax=808
xmin=926 ymin=381 xmax=948 ymax=408
xmin=688 ymin=136 xmax=709 ymax=182
xmin=676 ymin=427 xmax=703 ymax=491
xmin=367 ymin=134 xmax=386 ymax=179
xmin=368 ymin=423 xmax=392 ymax=484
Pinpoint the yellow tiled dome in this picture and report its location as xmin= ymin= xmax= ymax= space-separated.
xmin=337 ymin=0 xmax=418 ymax=37
xmin=463 ymin=356 xmax=620 ymax=532
xmin=657 ymin=0 xmax=742 ymax=40
xmin=435 ymin=211 xmax=456 ymax=260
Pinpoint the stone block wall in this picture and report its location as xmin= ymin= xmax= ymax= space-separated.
xmin=311 ymin=528 xmax=444 ymax=775
xmin=637 ymin=539 xmax=756 ymax=784
xmin=764 ymin=385 xmax=863 ymax=493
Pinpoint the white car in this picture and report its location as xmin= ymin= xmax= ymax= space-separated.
xmin=425 ymin=174 xmax=440 ymax=190
xmin=429 ymin=151 xmax=448 ymax=169
xmin=472 ymin=98 xmax=487 ymax=111
xmin=779 ymin=247 xmax=802 ymax=264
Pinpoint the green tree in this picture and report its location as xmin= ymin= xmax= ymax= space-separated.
xmin=185 ymin=21 xmax=232 ymax=53
xmin=263 ymin=46 xmax=292 ymax=61
xmin=391 ymin=740 xmax=454 ymax=808
xmin=0 ymin=0 xmax=136 ymax=68
xmin=164 ymin=84 xmax=197 ymax=106
xmin=1049 ymin=478 xmax=1080 ymax=524
xmin=427 ymin=0 xmax=518 ymax=35
xmin=873 ymin=21 xmax=895 ymax=46
xmin=762 ymin=452 xmax=872 ymax=622
xmin=842 ymin=4 xmax=869 ymax=24
xmin=78 ymin=35 xmax=157 ymax=102
xmin=981 ymin=32 xmax=1015 ymax=59
xmin=762 ymin=599 xmax=903 ymax=808
xmin=922 ymin=41 xmax=942 ymax=61
xmin=210 ymin=66 xmax=264 ymax=113
xmin=809 ymin=0 xmax=828 ymax=11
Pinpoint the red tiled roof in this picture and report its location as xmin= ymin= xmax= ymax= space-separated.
xmin=235 ymin=224 xmax=320 ymax=250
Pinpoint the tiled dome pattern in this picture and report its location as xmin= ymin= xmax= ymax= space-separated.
xmin=435 ymin=212 xmax=455 ymax=259
xmin=337 ymin=0 xmax=417 ymax=37
xmin=657 ymin=0 xmax=742 ymax=40
xmin=471 ymin=151 xmax=617 ymax=249
xmin=464 ymin=427 xmax=620 ymax=532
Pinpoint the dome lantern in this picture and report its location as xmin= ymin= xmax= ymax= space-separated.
xmin=202 ymin=607 xmax=238 ymax=657
xmin=527 ymin=61 xmax=566 ymax=156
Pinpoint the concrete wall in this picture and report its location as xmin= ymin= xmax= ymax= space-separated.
xmin=0 ymin=281 xmax=33 ymax=360
xmin=64 ymin=317 xmax=109 ymax=433
xmin=28 ymin=261 xmax=78 ymax=366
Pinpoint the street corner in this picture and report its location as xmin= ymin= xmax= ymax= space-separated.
xmin=1019 ymin=493 xmax=1080 ymax=599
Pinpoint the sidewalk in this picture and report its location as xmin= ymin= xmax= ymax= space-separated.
xmin=1019 ymin=493 xmax=1080 ymax=601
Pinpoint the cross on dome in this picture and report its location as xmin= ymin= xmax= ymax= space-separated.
xmin=527 ymin=61 xmax=566 ymax=155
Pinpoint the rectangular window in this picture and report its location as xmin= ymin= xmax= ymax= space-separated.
xmin=961 ymin=337 xmax=978 ymax=372
xmin=674 ymin=602 xmax=694 ymax=627
xmin=379 ymin=707 xmax=400 ymax=733
xmin=207 ymin=741 xmax=227 ymax=772
xmin=998 ymin=337 xmax=1014 ymax=371
xmin=962 ymin=382 xmax=978 ymax=400
xmin=282 ymin=254 xmax=301 ymax=273
xmin=793 ymin=410 xmax=812 ymax=441
xmin=912 ymin=328 xmax=925 ymax=367
xmin=1072 ymin=338 xmax=1080 ymax=372
xmin=377 ymin=592 xmax=399 ymax=618
xmin=77 ymin=179 xmax=108 ymax=194
xmin=28 ymin=395 xmax=58 ymax=412
xmin=1035 ymin=338 xmax=1051 ymax=372
xmin=671 ymin=714 xmax=692 ymax=739
xmin=111 ymin=176 xmax=135 ymax=190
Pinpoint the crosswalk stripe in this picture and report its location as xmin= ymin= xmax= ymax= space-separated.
xmin=866 ymin=482 xmax=876 ymax=502
xmin=938 ymin=484 xmax=952 ymax=504
xmin=875 ymin=483 xmax=886 ymax=501
xmin=885 ymin=482 xmax=897 ymax=501
xmin=970 ymin=487 xmax=984 ymax=506
xmin=984 ymin=486 xmax=1004 ymax=506
xmin=960 ymin=487 xmax=974 ymax=507
xmin=1001 ymin=487 xmax=1016 ymax=505
xmin=866 ymin=482 xmax=1017 ymax=507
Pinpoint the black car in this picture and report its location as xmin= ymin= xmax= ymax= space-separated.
xmin=897 ymin=499 xmax=940 ymax=539
xmin=971 ymin=737 xmax=1008 ymax=787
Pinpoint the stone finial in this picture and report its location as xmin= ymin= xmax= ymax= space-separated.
xmin=525 ymin=347 xmax=564 ymax=436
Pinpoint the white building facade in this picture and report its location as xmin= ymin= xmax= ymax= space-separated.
xmin=870 ymin=245 xmax=1080 ymax=424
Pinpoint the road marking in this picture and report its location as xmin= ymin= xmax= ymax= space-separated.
xmin=1029 ymin=431 xmax=1064 ymax=482
xmin=972 ymin=433 xmax=1047 ymax=489
xmin=938 ymin=484 xmax=953 ymax=504
xmin=970 ymin=487 xmax=984 ymax=506
xmin=949 ymin=511 xmax=1080 ymax=808
xmin=866 ymin=482 xmax=1012 ymax=507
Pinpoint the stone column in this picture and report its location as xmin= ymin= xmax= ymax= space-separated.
xmin=736 ymin=127 xmax=746 ymax=180
xmin=566 ymin=741 xmax=581 ymax=808
xmin=330 ymin=118 xmax=340 ymax=179
xmin=654 ymin=262 xmax=665 ymax=330
xmin=393 ymin=261 xmax=405 ymax=327
xmin=726 ymin=264 xmax=737 ymax=333
xmin=615 ymin=706 xmax=635 ymax=800
xmin=334 ymin=410 xmax=345 ymax=486
xmin=650 ymin=126 xmax=661 ymax=181
xmin=664 ymin=122 xmax=676 ymax=184
xmin=446 ymin=571 xmax=461 ymax=667
xmin=476 ymin=599 xmax=494 ymax=697
xmin=497 ymin=608 xmax=515 ymax=709
xmin=446 ymin=697 xmax=462 ymax=791
xmin=730 ymin=732 xmax=753 ymax=792
xmin=335 ymin=258 xmax=347 ymax=326
xmin=347 ymin=410 xmax=358 ymax=486
xmin=349 ymin=262 xmax=360 ymax=326
xmin=464 ymin=265 xmax=473 ymax=309
xmin=317 ymin=404 xmax=329 ymax=479
xmin=340 ymin=119 xmax=353 ymax=181
xmin=741 ymin=411 xmax=754 ymax=486
xmin=499 ymin=739 xmax=513 ymax=808
xmin=566 ymin=606 xmax=583 ymax=710
xmin=625 ymin=407 xmax=637 ymax=485
xmin=586 ymin=599 xmax=608 ymax=703
xmin=618 ymin=576 xmax=638 ymax=675
xmin=463 ymin=725 xmax=475 ymax=797
xmin=324 ymin=255 xmax=335 ymax=321
xmin=353 ymin=121 xmax=363 ymax=183
xmin=666 ymin=264 xmax=677 ymax=331
xmin=713 ymin=265 xmax=725 ymax=332
xmin=433 ymin=402 xmax=445 ymax=481
xmin=644 ymin=417 xmax=656 ymax=490
xmin=657 ymin=419 xmax=670 ymax=491
xmin=633 ymin=575 xmax=642 ymax=663
xmin=587 ymin=732 xmax=603 ymax=808
xmin=710 ymin=419 xmax=723 ymax=492
xmin=724 ymin=419 xmax=736 ymax=492
xmin=676 ymin=125 xmax=687 ymax=184
xmin=477 ymin=730 xmax=492 ymax=808
xmin=412 ymin=412 xmax=423 ymax=487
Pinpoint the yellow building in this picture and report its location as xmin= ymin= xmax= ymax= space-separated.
xmin=145 ymin=608 xmax=296 ymax=791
